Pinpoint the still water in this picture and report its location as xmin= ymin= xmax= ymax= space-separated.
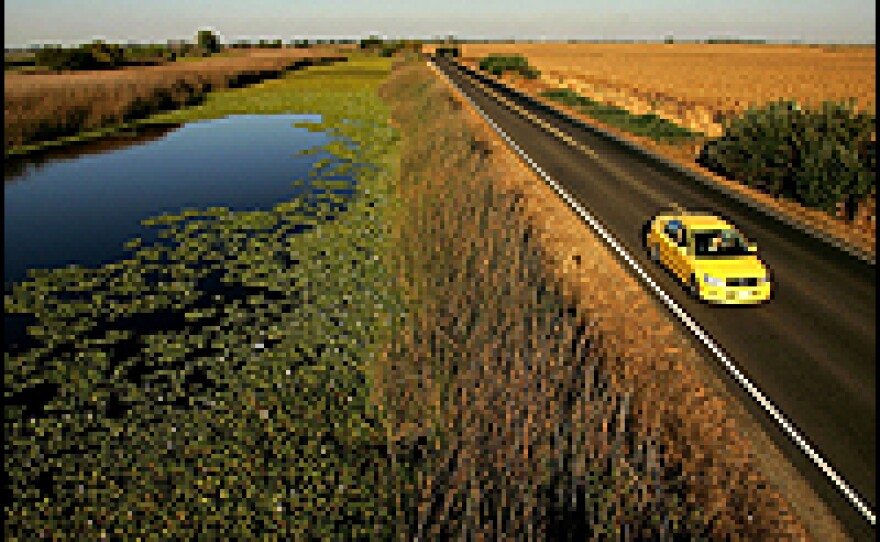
xmin=4 ymin=115 xmax=347 ymax=285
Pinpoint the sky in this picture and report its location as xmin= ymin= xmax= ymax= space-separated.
xmin=4 ymin=0 xmax=876 ymax=48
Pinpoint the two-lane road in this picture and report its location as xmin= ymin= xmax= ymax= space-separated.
xmin=432 ymin=56 xmax=876 ymax=534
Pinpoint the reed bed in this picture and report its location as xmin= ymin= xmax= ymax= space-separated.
xmin=376 ymin=60 xmax=810 ymax=539
xmin=4 ymin=48 xmax=347 ymax=153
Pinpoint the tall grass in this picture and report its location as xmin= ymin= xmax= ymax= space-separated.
xmin=4 ymin=48 xmax=347 ymax=154
xmin=379 ymin=60 xmax=682 ymax=538
xmin=376 ymin=61 xmax=809 ymax=539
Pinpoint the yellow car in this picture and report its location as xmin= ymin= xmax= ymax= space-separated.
xmin=642 ymin=209 xmax=773 ymax=304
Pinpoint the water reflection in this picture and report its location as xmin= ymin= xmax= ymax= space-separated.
xmin=4 ymin=114 xmax=354 ymax=285
xmin=4 ymin=124 xmax=181 ymax=181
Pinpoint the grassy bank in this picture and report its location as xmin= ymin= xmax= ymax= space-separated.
xmin=5 ymin=54 xmax=402 ymax=539
xmin=4 ymin=48 xmax=348 ymax=157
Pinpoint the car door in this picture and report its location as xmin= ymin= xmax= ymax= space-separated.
xmin=661 ymin=220 xmax=684 ymax=278
xmin=667 ymin=225 xmax=690 ymax=281
xmin=670 ymin=228 xmax=693 ymax=282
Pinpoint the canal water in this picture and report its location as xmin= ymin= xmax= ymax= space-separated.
xmin=4 ymin=114 xmax=350 ymax=285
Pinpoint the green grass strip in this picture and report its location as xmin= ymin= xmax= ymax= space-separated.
xmin=540 ymin=87 xmax=703 ymax=142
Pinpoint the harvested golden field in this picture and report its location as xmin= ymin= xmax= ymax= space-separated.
xmin=4 ymin=47 xmax=349 ymax=153
xmin=433 ymin=43 xmax=876 ymax=136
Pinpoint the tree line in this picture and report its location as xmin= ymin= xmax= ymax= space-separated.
xmin=11 ymin=32 xmax=429 ymax=72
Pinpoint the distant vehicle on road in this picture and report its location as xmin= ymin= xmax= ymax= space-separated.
xmin=643 ymin=208 xmax=773 ymax=304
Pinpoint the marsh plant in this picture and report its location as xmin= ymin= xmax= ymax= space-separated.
xmin=5 ymin=57 xmax=401 ymax=539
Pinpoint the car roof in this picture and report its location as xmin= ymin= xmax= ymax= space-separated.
xmin=680 ymin=215 xmax=733 ymax=230
xmin=661 ymin=212 xmax=732 ymax=230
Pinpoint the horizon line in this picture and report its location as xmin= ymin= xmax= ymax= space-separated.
xmin=5 ymin=35 xmax=877 ymax=50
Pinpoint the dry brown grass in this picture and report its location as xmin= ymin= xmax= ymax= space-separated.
xmin=427 ymin=43 xmax=875 ymax=137
xmin=376 ymin=59 xmax=817 ymax=539
xmin=4 ymin=47 xmax=348 ymax=153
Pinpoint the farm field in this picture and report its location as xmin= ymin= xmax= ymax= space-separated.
xmin=430 ymin=42 xmax=877 ymax=258
xmin=431 ymin=43 xmax=876 ymax=137
xmin=4 ymin=46 xmax=351 ymax=154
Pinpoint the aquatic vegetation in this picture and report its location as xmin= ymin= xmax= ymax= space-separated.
xmin=5 ymin=55 xmax=402 ymax=538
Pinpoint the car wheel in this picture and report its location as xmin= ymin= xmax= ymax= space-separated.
xmin=688 ymin=274 xmax=701 ymax=299
xmin=647 ymin=243 xmax=660 ymax=263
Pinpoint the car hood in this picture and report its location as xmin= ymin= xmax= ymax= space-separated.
xmin=694 ymin=256 xmax=768 ymax=278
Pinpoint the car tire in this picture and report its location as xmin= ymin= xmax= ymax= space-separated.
xmin=688 ymin=274 xmax=701 ymax=299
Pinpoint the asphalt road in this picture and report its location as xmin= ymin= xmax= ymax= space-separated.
xmin=432 ymin=56 xmax=876 ymax=533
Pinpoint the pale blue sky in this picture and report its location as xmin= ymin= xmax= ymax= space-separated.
xmin=4 ymin=0 xmax=876 ymax=47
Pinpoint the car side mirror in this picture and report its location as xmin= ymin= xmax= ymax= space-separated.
xmin=747 ymin=243 xmax=757 ymax=252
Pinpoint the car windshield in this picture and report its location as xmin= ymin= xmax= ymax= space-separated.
xmin=693 ymin=229 xmax=751 ymax=257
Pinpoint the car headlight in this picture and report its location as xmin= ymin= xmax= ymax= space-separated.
xmin=758 ymin=275 xmax=770 ymax=284
xmin=703 ymin=273 xmax=724 ymax=286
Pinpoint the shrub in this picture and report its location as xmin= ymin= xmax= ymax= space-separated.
xmin=359 ymin=36 xmax=384 ymax=50
xmin=35 ymin=46 xmax=98 ymax=71
xmin=84 ymin=41 xmax=124 ymax=67
xmin=434 ymin=47 xmax=460 ymax=58
xmin=478 ymin=54 xmax=540 ymax=79
xmin=33 ymin=42 xmax=127 ymax=71
xmin=697 ymin=100 xmax=876 ymax=218
xmin=379 ymin=43 xmax=405 ymax=57
xmin=122 ymin=45 xmax=173 ymax=65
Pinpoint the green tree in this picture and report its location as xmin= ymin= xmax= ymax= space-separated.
xmin=359 ymin=35 xmax=384 ymax=50
xmin=85 ymin=40 xmax=124 ymax=67
xmin=196 ymin=29 xmax=220 ymax=54
xmin=35 ymin=45 xmax=96 ymax=71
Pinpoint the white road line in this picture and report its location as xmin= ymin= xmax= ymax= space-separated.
xmin=466 ymin=74 xmax=673 ymax=206
xmin=428 ymin=59 xmax=877 ymax=527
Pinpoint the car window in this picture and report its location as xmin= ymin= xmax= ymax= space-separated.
xmin=664 ymin=220 xmax=679 ymax=240
xmin=664 ymin=220 xmax=688 ymax=247
xmin=694 ymin=229 xmax=750 ymax=257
